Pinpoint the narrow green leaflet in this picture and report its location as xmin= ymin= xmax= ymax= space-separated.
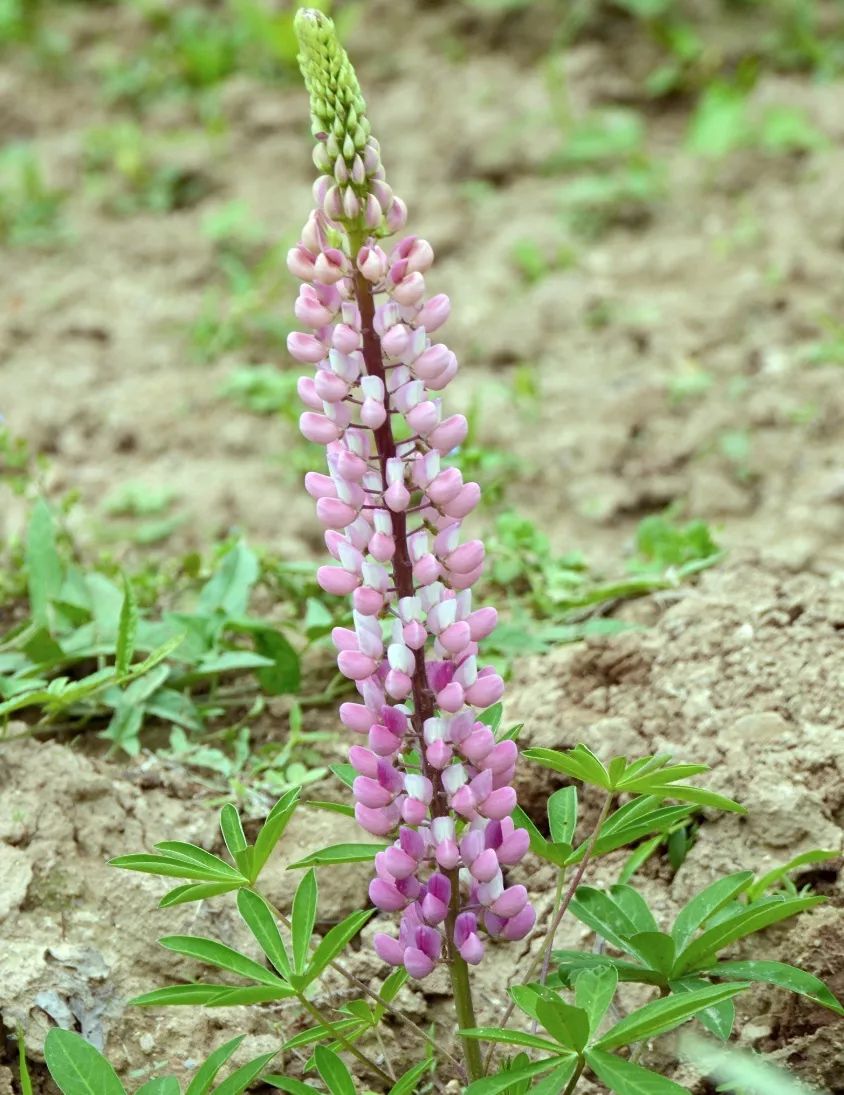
xmin=314 ymin=1046 xmax=355 ymax=1095
xmin=705 ymin=960 xmax=844 ymax=1016
xmin=291 ymin=869 xmax=318 ymax=974
xmin=627 ymin=932 xmax=676 ymax=977
xmin=674 ymin=896 xmax=824 ymax=974
xmin=115 ymin=574 xmax=138 ymax=676
xmin=159 ymin=935 xmax=287 ymax=987
xmin=283 ymin=1018 xmax=363 ymax=1052
xmin=287 ymin=843 xmax=387 ymax=869
xmin=669 ymin=977 xmax=735 ymax=1040
xmin=306 ymin=908 xmax=374 ymax=983
xmin=211 ymin=1051 xmax=278 ymax=1095
xmin=130 ymin=985 xmax=242 ymax=1007
xmin=184 ymin=1036 xmax=245 ymax=1095
xmin=523 ymin=745 xmax=610 ymax=788
xmin=671 ymin=872 xmax=754 ymax=953
xmin=478 ymin=702 xmax=504 ymax=731
xmin=461 ymin=1027 xmax=563 ymax=1053
xmin=264 ymin=1079 xmax=321 ymax=1094
xmin=388 ymin=1059 xmax=433 ymax=1095
xmin=586 ymin=1048 xmax=691 ymax=1093
xmin=304 ymin=800 xmax=356 ymax=819
xmin=574 ymin=964 xmax=618 ymax=1033
xmin=536 ymin=997 xmax=590 ymax=1052
xmin=511 ymin=805 xmax=571 ymax=869
xmin=159 ymin=882 xmax=241 ymax=908
xmin=569 ymin=886 xmax=642 ymax=953
xmin=594 ymin=983 xmax=746 ymax=1050
xmin=553 ymin=950 xmax=662 ymax=987
xmin=746 ymin=849 xmax=839 ymax=902
xmin=17 ymin=1029 xmax=33 ymax=1095
xmin=548 ymin=785 xmax=578 ymax=846
xmin=155 ymin=842 xmax=245 ymax=881
xmin=609 ymin=885 xmax=659 ymax=934
xmin=43 ymin=1029 xmax=126 ymax=1095
xmin=252 ymin=788 xmax=300 ymax=879
xmin=236 ymin=889 xmax=292 ymax=979
xmin=110 ymin=852 xmax=240 ymax=883
xmin=220 ymin=804 xmax=248 ymax=859
xmin=530 ymin=1058 xmax=579 ymax=1095
xmin=136 ymin=1080 xmax=179 ymax=1095
xmin=464 ymin=1056 xmax=572 ymax=1095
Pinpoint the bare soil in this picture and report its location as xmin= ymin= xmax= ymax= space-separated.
xmin=1 ymin=0 xmax=843 ymax=1091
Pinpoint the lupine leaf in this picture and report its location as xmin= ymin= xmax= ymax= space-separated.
xmin=43 ymin=1029 xmax=126 ymax=1095
xmin=291 ymin=869 xmax=318 ymax=974
xmin=548 ymin=786 xmax=578 ymax=846
xmin=130 ymin=984 xmax=240 ymax=1007
xmin=184 ymin=1036 xmax=245 ymax=1095
xmin=264 ymin=1079 xmax=322 ymax=1094
xmin=115 ymin=574 xmax=138 ymax=676
xmin=553 ymin=950 xmax=662 ymax=987
xmin=530 ymin=1058 xmax=579 ymax=1095
xmin=585 ymin=1048 xmax=691 ymax=1093
xmin=205 ymin=985 xmax=297 ymax=1006
xmin=304 ymin=800 xmax=356 ymax=818
xmin=252 ymin=788 xmax=300 ymax=879
xmin=389 ymin=1059 xmax=434 ymax=1095
xmin=671 ymin=872 xmax=754 ymax=953
xmin=569 ymin=886 xmax=641 ymax=953
xmin=159 ymin=935 xmax=287 ymax=987
xmin=288 ymin=843 xmax=387 ymax=868
xmin=608 ymin=885 xmax=659 ymax=934
xmin=478 ymin=702 xmax=503 ymax=731
xmin=210 ymin=1051 xmax=277 ymax=1095
xmin=154 ymin=842 xmax=244 ymax=880
xmin=236 ymin=889 xmax=292 ymax=978
xmin=136 ymin=1081 xmax=179 ymax=1095
xmin=594 ymin=983 xmax=746 ymax=1049
xmin=705 ymin=960 xmax=844 ymax=1016
xmin=746 ymin=849 xmax=840 ymax=902
xmin=109 ymin=854 xmax=240 ymax=883
xmin=674 ymin=896 xmax=824 ymax=974
xmin=523 ymin=745 xmax=610 ymax=788
xmin=460 ymin=1027 xmax=563 ymax=1052
xmin=220 ymin=804 xmax=248 ymax=859
xmin=536 ymin=997 xmax=590 ymax=1051
xmin=465 ymin=1056 xmax=572 ymax=1095
xmin=306 ymin=908 xmax=374 ymax=983
xmin=159 ymin=882 xmax=242 ymax=907
xmin=628 ymin=932 xmax=676 ymax=976
xmin=314 ymin=1046 xmax=355 ymax=1095
xmin=283 ymin=1018 xmax=364 ymax=1051
xmin=669 ymin=977 xmax=735 ymax=1040
xmin=574 ymin=964 xmax=619 ymax=1033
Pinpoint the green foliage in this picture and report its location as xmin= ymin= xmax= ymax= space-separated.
xmin=687 ymin=81 xmax=826 ymax=159
xmin=43 ymin=1028 xmax=274 ymax=1095
xmin=0 ymin=143 xmax=65 ymax=246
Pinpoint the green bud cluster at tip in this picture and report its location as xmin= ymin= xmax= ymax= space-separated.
xmin=294 ymin=8 xmax=370 ymax=154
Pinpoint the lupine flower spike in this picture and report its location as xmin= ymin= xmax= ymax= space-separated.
xmin=291 ymin=9 xmax=534 ymax=989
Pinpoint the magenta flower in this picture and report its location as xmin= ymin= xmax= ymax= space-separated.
xmin=291 ymin=9 xmax=534 ymax=980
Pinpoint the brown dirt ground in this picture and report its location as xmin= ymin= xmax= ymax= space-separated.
xmin=1 ymin=0 xmax=843 ymax=1091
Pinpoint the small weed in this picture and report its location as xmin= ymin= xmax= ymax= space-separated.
xmin=221 ymin=366 xmax=300 ymax=418
xmin=0 ymin=144 xmax=65 ymax=247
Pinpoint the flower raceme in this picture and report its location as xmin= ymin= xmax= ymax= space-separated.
xmin=290 ymin=9 xmax=534 ymax=979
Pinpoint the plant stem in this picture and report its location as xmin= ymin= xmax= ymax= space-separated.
xmin=483 ymin=789 xmax=614 ymax=1074
xmin=352 ymin=255 xmax=482 ymax=1083
xmin=297 ymin=994 xmax=393 ymax=1085
xmin=562 ymin=1058 xmax=586 ymax=1095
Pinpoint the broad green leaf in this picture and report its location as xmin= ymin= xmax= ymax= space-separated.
xmin=681 ymin=1034 xmax=820 ymax=1094
xmin=464 ymin=1056 xmax=570 ymax=1095
xmin=569 ymin=886 xmax=641 ymax=953
xmin=536 ymin=997 xmax=590 ymax=1051
xmin=26 ymin=498 xmax=62 ymax=629
xmin=252 ymin=788 xmax=300 ymax=879
xmin=669 ymin=977 xmax=735 ymax=1040
xmin=159 ymin=935 xmax=287 ymax=987
xmin=236 ymin=889 xmax=291 ymax=979
xmin=291 ymin=869 xmax=318 ymax=974
xmin=594 ymin=983 xmax=746 ymax=1049
xmin=130 ymin=984 xmax=241 ymax=1007
xmin=389 ymin=1059 xmax=433 ymax=1095
xmin=159 ymin=882 xmax=241 ymax=907
xmin=628 ymin=932 xmax=676 ymax=977
xmin=523 ymin=745 xmax=610 ymax=788
xmin=211 ymin=1051 xmax=277 ymax=1095
xmin=109 ymin=853 xmax=239 ymax=883
xmin=706 ymin=960 xmax=844 ymax=1016
xmin=461 ymin=1027 xmax=562 ymax=1053
xmin=671 ymin=872 xmax=754 ymax=953
xmin=43 ymin=1029 xmax=126 ymax=1095
xmin=115 ymin=575 xmax=138 ymax=676
xmin=548 ymin=786 xmax=578 ymax=846
xmin=747 ymin=849 xmax=839 ymax=902
xmin=574 ymin=964 xmax=618 ymax=1033
xmin=306 ymin=908 xmax=374 ymax=983
xmin=674 ymin=896 xmax=824 ymax=974
xmin=154 ymin=843 xmax=244 ymax=882
xmin=586 ymin=1048 xmax=690 ymax=1093
xmin=198 ymin=542 xmax=259 ymax=618
xmin=314 ymin=1046 xmax=354 ymax=1095
xmin=185 ymin=1036 xmax=245 ymax=1095
xmin=287 ymin=843 xmax=387 ymax=869
xmin=136 ymin=1081 xmax=179 ymax=1095
xmin=553 ymin=950 xmax=662 ymax=987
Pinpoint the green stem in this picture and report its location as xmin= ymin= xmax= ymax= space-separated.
xmin=297 ymin=994 xmax=393 ymax=1086
xmin=562 ymin=1058 xmax=586 ymax=1095
xmin=444 ymin=866 xmax=483 ymax=1083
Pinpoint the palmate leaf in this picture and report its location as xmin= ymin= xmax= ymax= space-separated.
xmin=594 ymin=982 xmax=747 ymax=1050
xmin=511 ymin=806 xmax=572 ymax=869
xmin=43 ymin=1029 xmax=126 ymax=1095
xmin=586 ymin=1048 xmax=691 ymax=1093
xmin=705 ymin=960 xmax=844 ymax=1016
xmin=674 ymin=895 xmax=824 ymax=974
